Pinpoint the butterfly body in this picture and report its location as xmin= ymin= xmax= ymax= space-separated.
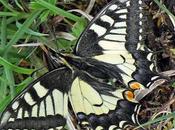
xmin=49 ymin=49 xmax=166 ymax=100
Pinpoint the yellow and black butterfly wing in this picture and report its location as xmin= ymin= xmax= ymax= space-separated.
xmin=0 ymin=67 xmax=143 ymax=130
xmin=74 ymin=0 xmax=165 ymax=90
xmin=69 ymin=70 xmax=143 ymax=130
xmin=0 ymin=67 xmax=72 ymax=130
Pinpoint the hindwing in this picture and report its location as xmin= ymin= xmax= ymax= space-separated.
xmin=69 ymin=70 xmax=143 ymax=130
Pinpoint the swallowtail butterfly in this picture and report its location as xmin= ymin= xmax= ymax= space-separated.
xmin=0 ymin=0 xmax=167 ymax=129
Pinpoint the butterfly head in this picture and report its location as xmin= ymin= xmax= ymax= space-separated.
xmin=44 ymin=50 xmax=66 ymax=71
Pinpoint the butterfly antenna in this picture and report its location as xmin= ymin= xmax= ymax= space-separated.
xmin=44 ymin=22 xmax=60 ymax=51
xmin=58 ymin=55 xmax=74 ymax=73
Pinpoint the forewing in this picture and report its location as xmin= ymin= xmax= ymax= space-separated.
xmin=0 ymin=67 xmax=72 ymax=130
xmin=75 ymin=0 xmax=165 ymax=92
xmin=69 ymin=70 xmax=142 ymax=130
xmin=75 ymin=0 xmax=130 ymax=57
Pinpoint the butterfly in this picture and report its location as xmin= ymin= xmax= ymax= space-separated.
xmin=0 ymin=0 xmax=167 ymax=130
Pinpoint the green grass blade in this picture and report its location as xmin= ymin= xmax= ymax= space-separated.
xmin=0 ymin=0 xmax=18 ymax=13
xmin=0 ymin=12 xmax=19 ymax=17
xmin=0 ymin=57 xmax=34 ymax=74
xmin=136 ymin=112 xmax=175 ymax=129
xmin=16 ymin=21 xmax=48 ymax=36
xmin=4 ymin=67 xmax=15 ymax=98
xmin=35 ymin=0 xmax=82 ymax=22
xmin=0 ymin=75 xmax=8 ymax=99
xmin=1 ymin=16 xmax=7 ymax=46
xmin=153 ymin=0 xmax=175 ymax=21
xmin=3 ymin=10 xmax=42 ymax=55
xmin=0 ymin=77 xmax=33 ymax=112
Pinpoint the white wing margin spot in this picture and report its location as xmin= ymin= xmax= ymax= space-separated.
xmin=100 ymin=15 xmax=114 ymax=26
xmin=24 ymin=92 xmax=36 ymax=106
xmin=33 ymin=82 xmax=48 ymax=98
xmin=90 ymin=24 xmax=107 ymax=37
